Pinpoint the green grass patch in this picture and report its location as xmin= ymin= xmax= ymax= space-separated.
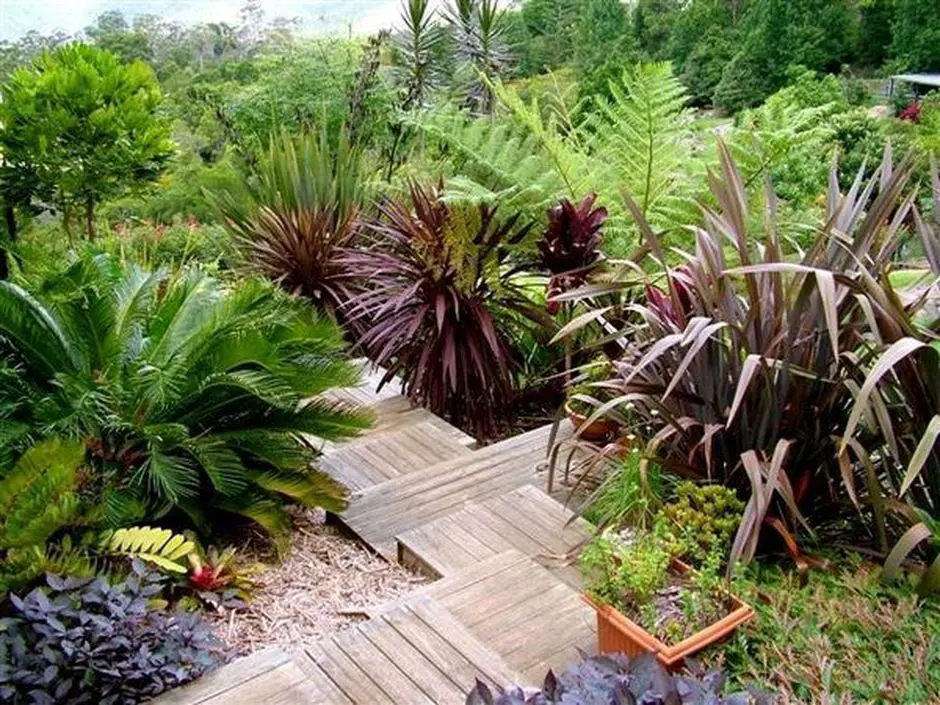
xmin=707 ymin=557 xmax=940 ymax=703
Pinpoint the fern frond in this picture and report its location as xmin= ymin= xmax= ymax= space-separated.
xmin=101 ymin=526 xmax=196 ymax=573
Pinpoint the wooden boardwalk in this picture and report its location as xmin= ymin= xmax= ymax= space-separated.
xmin=159 ymin=364 xmax=595 ymax=704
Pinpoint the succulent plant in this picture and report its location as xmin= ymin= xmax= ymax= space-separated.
xmin=465 ymin=653 xmax=774 ymax=705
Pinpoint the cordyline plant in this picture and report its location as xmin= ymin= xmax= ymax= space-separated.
xmin=345 ymin=181 xmax=550 ymax=437
xmin=213 ymin=129 xmax=366 ymax=319
xmin=540 ymin=193 xmax=607 ymax=315
xmin=558 ymin=141 xmax=940 ymax=589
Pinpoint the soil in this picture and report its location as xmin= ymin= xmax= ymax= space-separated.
xmin=205 ymin=507 xmax=429 ymax=655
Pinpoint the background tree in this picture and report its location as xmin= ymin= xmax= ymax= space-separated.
xmin=84 ymin=11 xmax=153 ymax=63
xmin=0 ymin=43 xmax=174 ymax=239
xmin=715 ymin=0 xmax=856 ymax=111
xmin=891 ymin=0 xmax=940 ymax=72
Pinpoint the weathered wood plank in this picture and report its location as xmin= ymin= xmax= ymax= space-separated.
xmin=306 ymin=639 xmax=396 ymax=705
xmin=406 ymin=597 xmax=521 ymax=689
xmin=291 ymin=648 xmax=355 ymax=705
xmin=154 ymin=648 xmax=291 ymax=704
xmin=331 ymin=625 xmax=437 ymax=704
xmin=198 ymin=661 xmax=308 ymax=705
xmin=356 ymin=613 xmax=467 ymax=704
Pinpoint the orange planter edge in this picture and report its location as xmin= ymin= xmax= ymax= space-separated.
xmin=565 ymin=403 xmax=620 ymax=442
xmin=582 ymin=560 xmax=754 ymax=670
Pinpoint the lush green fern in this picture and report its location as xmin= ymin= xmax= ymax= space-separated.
xmin=487 ymin=63 xmax=703 ymax=257
xmin=585 ymin=62 xmax=700 ymax=236
xmin=101 ymin=526 xmax=195 ymax=574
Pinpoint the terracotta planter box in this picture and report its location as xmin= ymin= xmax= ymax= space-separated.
xmin=566 ymin=403 xmax=619 ymax=443
xmin=582 ymin=560 xmax=754 ymax=671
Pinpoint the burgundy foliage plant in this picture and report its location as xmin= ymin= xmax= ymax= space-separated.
xmin=346 ymin=181 xmax=549 ymax=436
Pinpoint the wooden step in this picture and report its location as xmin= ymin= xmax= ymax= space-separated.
xmin=336 ymin=422 xmax=573 ymax=559
xmin=375 ymin=550 xmax=596 ymax=685
xmin=396 ymin=485 xmax=592 ymax=589
xmin=320 ymin=421 xmax=475 ymax=492
xmin=154 ymin=648 xmax=317 ymax=705
xmin=369 ymin=401 xmax=477 ymax=450
xmin=295 ymin=595 xmax=520 ymax=704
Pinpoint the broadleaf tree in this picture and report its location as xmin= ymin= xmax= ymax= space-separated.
xmin=0 ymin=42 xmax=174 ymax=241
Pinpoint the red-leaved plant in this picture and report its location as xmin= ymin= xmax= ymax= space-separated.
xmin=345 ymin=181 xmax=550 ymax=436
xmin=540 ymin=194 xmax=607 ymax=315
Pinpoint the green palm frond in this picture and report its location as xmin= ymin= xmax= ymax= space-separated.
xmin=248 ymin=467 xmax=348 ymax=513
xmin=134 ymin=448 xmax=201 ymax=504
xmin=184 ymin=437 xmax=249 ymax=496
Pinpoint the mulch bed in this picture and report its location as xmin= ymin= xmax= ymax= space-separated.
xmin=207 ymin=508 xmax=429 ymax=655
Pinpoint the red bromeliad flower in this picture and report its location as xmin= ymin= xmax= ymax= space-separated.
xmin=539 ymin=194 xmax=607 ymax=314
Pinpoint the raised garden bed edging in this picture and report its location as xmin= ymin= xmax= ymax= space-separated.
xmin=582 ymin=560 xmax=754 ymax=671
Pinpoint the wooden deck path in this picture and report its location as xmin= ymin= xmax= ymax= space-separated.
xmin=159 ymin=364 xmax=596 ymax=704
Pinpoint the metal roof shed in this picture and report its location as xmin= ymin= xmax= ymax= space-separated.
xmin=890 ymin=73 xmax=940 ymax=97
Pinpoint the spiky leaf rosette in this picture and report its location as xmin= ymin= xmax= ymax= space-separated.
xmin=540 ymin=193 xmax=607 ymax=314
xmin=213 ymin=130 xmax=366 ymax=319
xmin=346 ymin=181 xmax=548 ymax=437
xmin=0 ymin=255 xmax=370 ymax=545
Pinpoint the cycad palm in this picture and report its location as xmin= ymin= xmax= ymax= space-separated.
xmin=0 ymin=255 xmax=369 ymax=544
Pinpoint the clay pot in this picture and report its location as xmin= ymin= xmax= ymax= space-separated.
xmin=582 ymin=559 xmax=754 ymax=671
xmin=565 ymin=402 xmax=620 ymax=443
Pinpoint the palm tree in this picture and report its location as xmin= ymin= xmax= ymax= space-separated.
xmin=0 ymin=255 xmax=370 ymax=545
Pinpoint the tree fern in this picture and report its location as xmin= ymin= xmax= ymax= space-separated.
xmin=586 ymin=62 xmax=698 ymax=231
xmin=407 ymin=106 xmax=567 ymax=217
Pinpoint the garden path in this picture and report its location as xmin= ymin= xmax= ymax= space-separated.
xmin=158 ymin=363 xmax=595 ymax=704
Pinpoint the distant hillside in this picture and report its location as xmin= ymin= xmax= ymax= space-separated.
xmin=0 ymin=0 xmax=404 ymax=41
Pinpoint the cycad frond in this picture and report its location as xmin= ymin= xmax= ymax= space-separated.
xmin=101 ymin=526 xmax=195 ymax=573
xmin=0 ymin=282 xmax=80 ymax=379
xmin=1 ymin=255 xmax=367 ymax=542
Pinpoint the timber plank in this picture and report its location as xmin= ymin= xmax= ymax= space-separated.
xmin=291 ymin=647 xmax=355 ymax=705
xmin=154 ymin=648 xmax=291 ymax=704
xmin=198 ymin=661 xmax=308 ymax=705
xmin=357 ymin=613 xmax=466 ymax=704
xmin=406 ymin=597 xmax=521 ymax=689
xmin=307 ymin=639 xmax=396 ymax=705
xmin=331 ymin=625 xmax=437 ymax=705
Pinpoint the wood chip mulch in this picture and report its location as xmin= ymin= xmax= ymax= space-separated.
xmin=206 ymin=508 xmax=429 ymax=655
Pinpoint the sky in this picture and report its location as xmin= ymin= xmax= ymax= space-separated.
xmin=0 ymin=0 xmax=415 ymax=42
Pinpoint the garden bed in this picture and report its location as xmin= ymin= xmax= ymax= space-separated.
xmin=207 ymin=508 xmax=428 ymax=655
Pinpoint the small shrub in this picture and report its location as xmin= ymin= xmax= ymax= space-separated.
xmin=466 ymin=653 xmax=773 ymax=704
xmin=659 ymin=482 xmax=745 ymax=566
xmin=580 ymin=529 xmax=734 ymax=644
xmin=0 ymin=566 xmax=228 ymax=704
